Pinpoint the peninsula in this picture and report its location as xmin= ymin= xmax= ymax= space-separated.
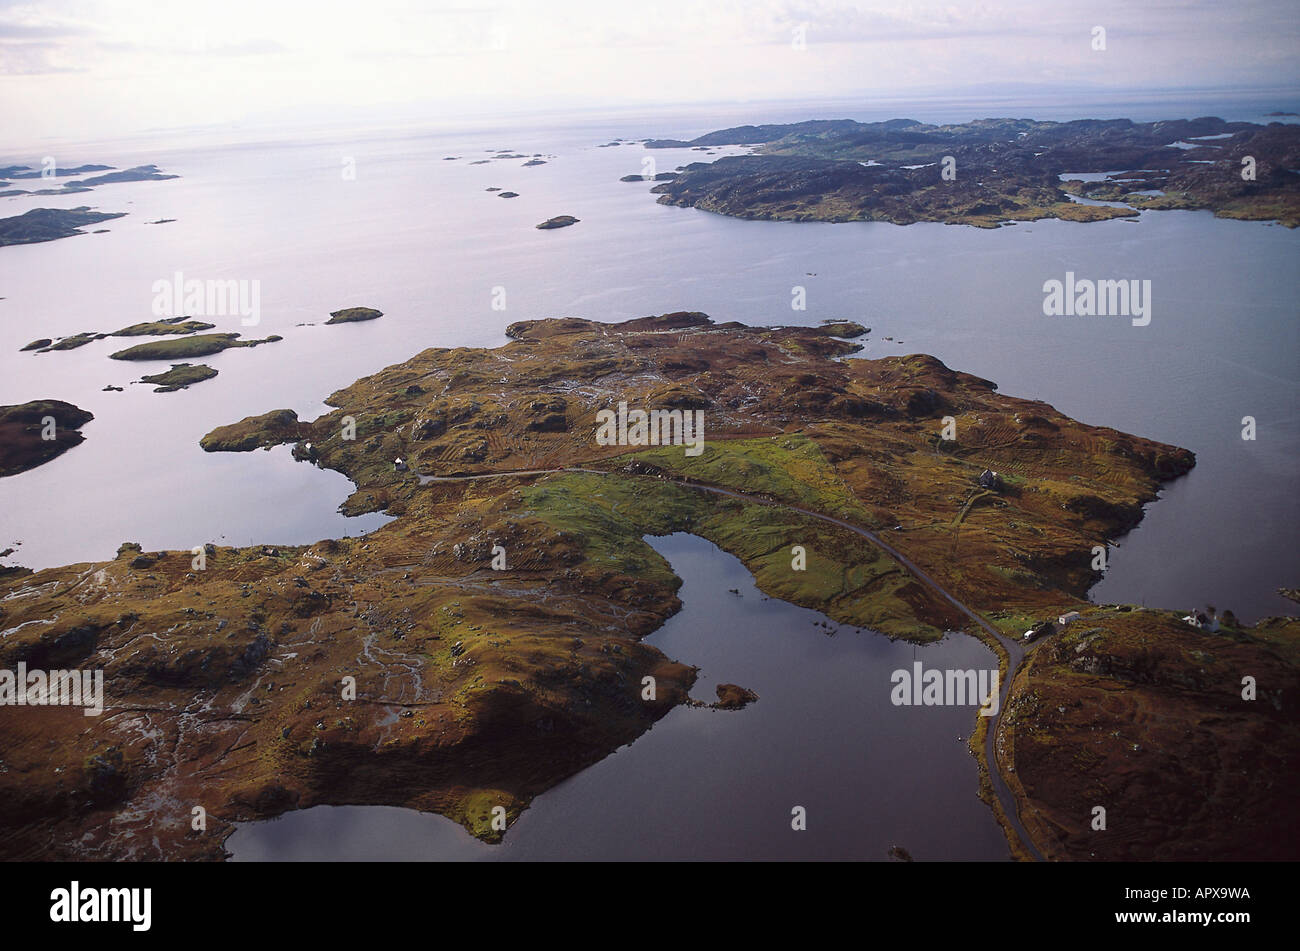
xmin=0 ymin=313 xmax=1292 ymax=862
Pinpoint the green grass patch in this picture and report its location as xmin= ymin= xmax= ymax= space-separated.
xmin=522 ymin=469 xmax=946 ymax=641
xmin=630 ymin=434 xmax=874 ymax=524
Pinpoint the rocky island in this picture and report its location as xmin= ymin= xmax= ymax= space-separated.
xmin=108 ymin=332 xmax=282 ymax=360
xmin=325 ymin=307 xmax=383 ymax=325
xmin=138 ymin=363 xmax=219 ymax=392
xmin=535 ymin=215 xmax=579 ymax=230
xmin=0 ymin=164 xmax=178 ymax=199
xmin=1 ymin=311 xmax=1288 ymax=861
xmin=646 ymin=117 xmax=1300 ymax=228
xmin=21 ymin=317 xmax=239 ymax=355
xmin=0 ymin=207 xmax=127 ymax=247
xmin=0 ymin=400 xmax=93 ymax=477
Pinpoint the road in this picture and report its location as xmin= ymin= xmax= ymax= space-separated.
xmin=419 ymin=463 xmax=1044 ymax=860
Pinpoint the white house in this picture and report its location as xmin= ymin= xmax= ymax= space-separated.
xmin=1182 ymin=612 xmax=1219 ymax=632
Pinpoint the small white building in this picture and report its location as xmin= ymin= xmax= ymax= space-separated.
xmin=1058 ymin=611 xmax=1082 ymax=626
xmin=1182 ymin=612 xmax=1219 ymax=632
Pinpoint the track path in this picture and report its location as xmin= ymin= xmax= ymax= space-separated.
xmin=419 ymin=464 xmax=1044 ymax=860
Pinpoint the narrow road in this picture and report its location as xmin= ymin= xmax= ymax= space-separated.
xmin=418 ymin=464 xmax=1044 ymax=860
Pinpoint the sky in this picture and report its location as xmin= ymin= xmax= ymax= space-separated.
xmin=2 ymin=0 xmax=1298 ymax=144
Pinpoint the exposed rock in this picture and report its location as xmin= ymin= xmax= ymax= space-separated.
xmin=325 ymin=307 xmax=383 ymax=325
xmin=536 ymin=215 xmax=579 ymax=230
xmin=713 ymin=683 xmax=759 ymax=709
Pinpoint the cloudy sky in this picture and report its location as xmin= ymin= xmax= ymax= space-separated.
xmin=3 ymin=0 xmax=1297 ymax=142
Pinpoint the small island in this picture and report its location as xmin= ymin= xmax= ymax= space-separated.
xmin=36 ymin=332 xmax=102 ymax=352
xmin=324 ymin=307 xmax=383 ymax=325
xmin=139 ymin=363 xmax=219 ymax=392
xmin=22 ymin=317 xmax=222 ymax=353
xmin=536 ymin=215 xmax=580 ymax=230
xmin=0 ymin=163 xmax=111 ymax=179
xmin=712 ymin=683 xmax=759 ymax=710
xmin=109 ymin=332 xmax=282 ymax=360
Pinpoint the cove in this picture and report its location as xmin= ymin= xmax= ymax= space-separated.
xmin=228 ymin=532 xmax=1009 ymax=861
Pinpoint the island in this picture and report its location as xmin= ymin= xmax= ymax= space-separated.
xmin=535 ymin=215 xmax=579 ymax=230
xmin=36 ymin=332 xmax=102 ymax=352
xmin=0 ymin=400 xmax=93 ymax=477
xmin=324 ymin=307 xmax=383 ymax=325
xmin=78 ymin=164 xmax=178 ymax=187
xmin=1 ymin=311 xmax=1287 ymax=862
xmin=712 ymin=684 xmax=759 ymax=710
xmin=138 ymin=363 xmax=219 ymax=392
xmin=108 ymin=332 xmax=282 ymax=360
xmin=644 ymin=117 xmax=1300 ymax=228
xmin=0 ymin=208 xmax=127 ymax=247
xmin=22 ymin=317 xmax=224 ymax=353
xmin=0 ymin=164 xmax=179 ymax=198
